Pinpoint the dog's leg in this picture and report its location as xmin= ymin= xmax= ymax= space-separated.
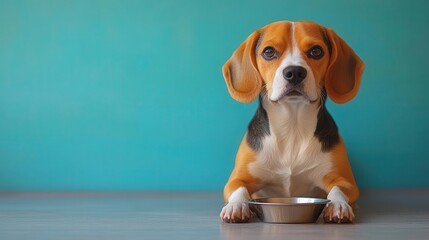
xmin=323 ymin=137 xmax=359 ymax=223
xmin=220 ymin=136 xmax=260 ymax=223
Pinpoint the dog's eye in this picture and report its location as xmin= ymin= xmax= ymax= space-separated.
xmin=308 ymin=46 xmax=324 ymax=60
xmin=262 ymin=47 xmax=277 ymax=60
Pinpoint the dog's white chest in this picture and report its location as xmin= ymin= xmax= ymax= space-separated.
xmin=248 ymin=109 xmax=332 ymax=198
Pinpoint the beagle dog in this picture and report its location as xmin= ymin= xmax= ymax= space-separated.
xmin=220 ymin=21 xmax=364 ymax=224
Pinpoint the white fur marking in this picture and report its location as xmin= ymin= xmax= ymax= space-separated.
xmin=228 ymin=186 xmax=250 ymax=203
xmin=249 ymin=99 xmax=332 ymax=199
xmin=270 ymin=22 xmax=318 ymax=102
xmin=327 ymin=186 xmax=349 ymax=203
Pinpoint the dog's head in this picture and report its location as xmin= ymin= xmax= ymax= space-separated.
xmin=222 ymin=21 xmax=364 ymax=104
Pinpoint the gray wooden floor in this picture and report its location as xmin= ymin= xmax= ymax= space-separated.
xmin=0 ymin=190 xmax=428 ymax=240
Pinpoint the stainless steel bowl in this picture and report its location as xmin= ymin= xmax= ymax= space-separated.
xmin=246 ymin=197 xmax=330 ymax=223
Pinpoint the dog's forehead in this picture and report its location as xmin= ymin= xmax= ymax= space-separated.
xmin=260 ymin=21 xmax=292 ymax=43
xmin=294 ymin=21 xmax=326 ymax=41
xmin=260 ymin=21 xmax=325 ymax=44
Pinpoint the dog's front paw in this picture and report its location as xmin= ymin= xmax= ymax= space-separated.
xmin=220 ymin=202 xmax=251 ymax=223
xmin=323 ymin=201 xmax=354 ymax=223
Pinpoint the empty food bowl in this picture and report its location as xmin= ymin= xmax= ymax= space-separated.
xmin=246 ymin=197 xmax=330 ymax=223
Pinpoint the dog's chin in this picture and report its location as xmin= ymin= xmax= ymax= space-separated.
xmin=282 ymin=96 xmax=309 ymax=103
xmin=271 ymin=90 xmax=318 ymax=104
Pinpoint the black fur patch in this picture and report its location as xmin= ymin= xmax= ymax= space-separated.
xmin=247 ymin=96 xmax=270 ymax=151
xmin=321 ymin=28 xmax=332 ymax=56
xmin=314 ymin=90 xmax=340 ymax=152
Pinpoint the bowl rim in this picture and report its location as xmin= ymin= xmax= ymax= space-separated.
xmin=245 ymin=197 xmax=330 ymax=206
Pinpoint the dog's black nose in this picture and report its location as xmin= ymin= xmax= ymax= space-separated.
xmin=283 ymin=66 xmax=307 ymax=85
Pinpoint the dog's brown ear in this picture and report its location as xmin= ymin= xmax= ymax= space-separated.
xmin=222 ymin=31 xmax=262 ymax=103
xmin=324 ymin=28 xmax=364 ymax=104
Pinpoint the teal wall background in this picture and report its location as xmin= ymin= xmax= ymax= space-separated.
xmin=1 ymin=0 xmax=428 ymax=190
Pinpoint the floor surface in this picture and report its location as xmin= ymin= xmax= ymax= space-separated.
xmin=1 ymin=190 xmax=428 ymax=240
